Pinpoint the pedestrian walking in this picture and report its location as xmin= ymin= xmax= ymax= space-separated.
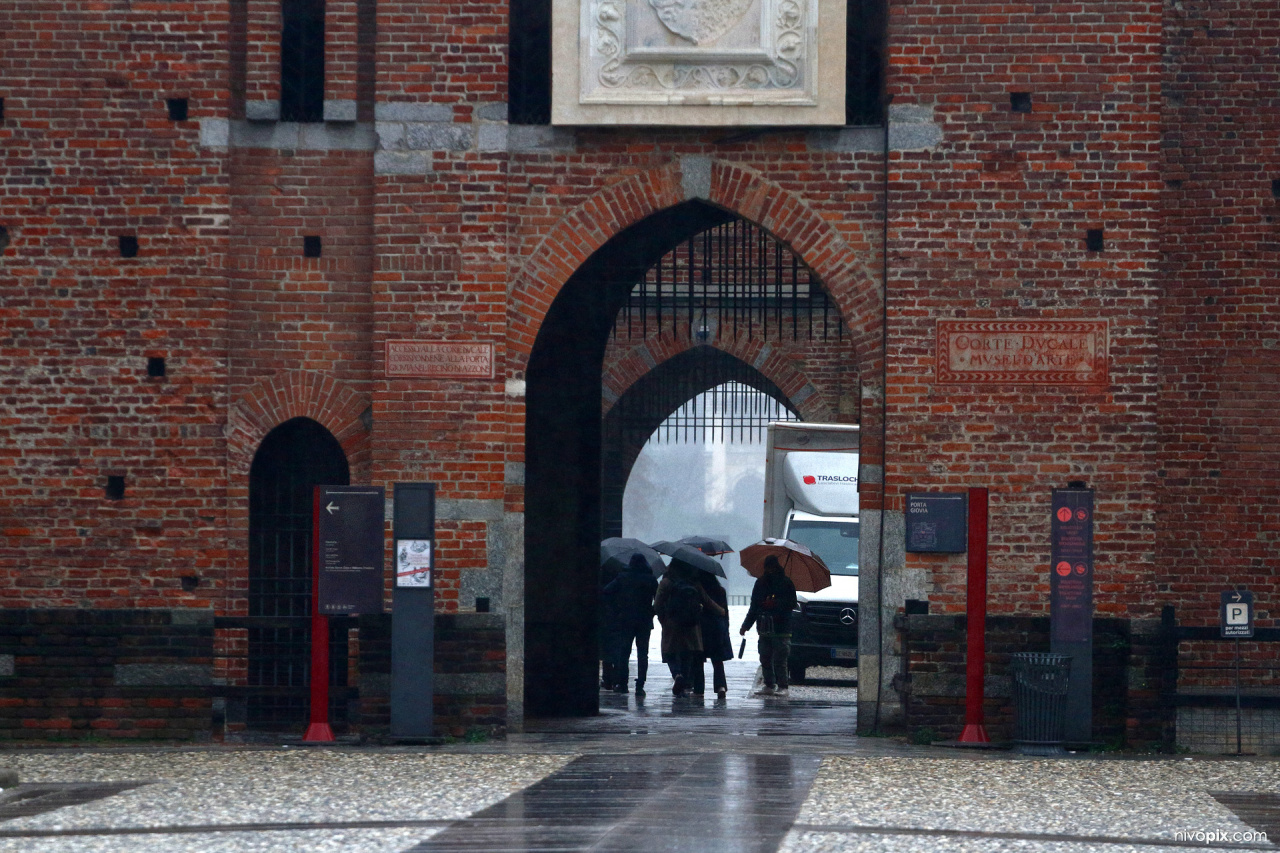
xmin=697 ymin=572 xmax=733 ymax=698
xmin=739 ymin=555 xmax=798 ymax=695
xmin=655 ymin=561 xmax=711 ymax=696
xmin=602 ymin=553 xmax=659 ymax=695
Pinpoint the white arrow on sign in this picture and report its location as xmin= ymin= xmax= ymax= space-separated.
xmin=1232 ymin=592 xmax=1242 ymax=602
xmin=325 ymin=502 xmax=339 ymax=515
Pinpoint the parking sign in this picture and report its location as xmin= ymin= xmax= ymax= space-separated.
xmin=1220 ymin=590 xmax=1254 ymax=638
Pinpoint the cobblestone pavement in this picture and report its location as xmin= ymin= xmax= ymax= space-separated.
xmin=0 ymin=611 xmax=1275 ymax=852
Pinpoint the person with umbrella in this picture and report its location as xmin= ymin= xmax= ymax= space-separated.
xmin=654 ymin=559 xmax=724 ymax=697
xmin=739 ymin=554 xmax=798 ymax=695
xmin=601 ymin=553 xmax=659 ymax=695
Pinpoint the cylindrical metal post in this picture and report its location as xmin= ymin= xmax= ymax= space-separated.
xmin=959 ymin=486 xmax=990 ymax=743
xmin=304 ymin=487 xmax=334 ymax=742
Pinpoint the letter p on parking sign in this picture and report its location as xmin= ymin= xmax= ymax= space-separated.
xmin=1220 ymin=590 xmax=1254 ymax=638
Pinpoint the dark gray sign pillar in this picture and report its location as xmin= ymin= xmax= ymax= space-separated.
xmin=1050 ymin=486 xmax=1094 ymax=746
xmin=391 ymin=483 xmax=435 ymax=739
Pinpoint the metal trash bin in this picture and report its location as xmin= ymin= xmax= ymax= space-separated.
xmin=1010 ymin=652 xmax=1072 ymax=755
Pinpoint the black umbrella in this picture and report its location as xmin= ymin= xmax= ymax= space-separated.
xmin=650 ymin=540 xmax=727 ymax=577
xmin=600 ymin=537 xmax=665 ymax=575
xmin=676 ymin=535 xmax=734 ymax=556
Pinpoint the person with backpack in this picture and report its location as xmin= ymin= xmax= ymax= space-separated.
xmin=655 ymin=561 xmax=723 ymax=697
xmin=601 ymin=553 xmax=660 ymax=695
xmin=739 ymin=554 xmax=798 ymax=695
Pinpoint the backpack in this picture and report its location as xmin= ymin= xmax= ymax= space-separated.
xmin=665 ymin=578 xmax=703 ymax=629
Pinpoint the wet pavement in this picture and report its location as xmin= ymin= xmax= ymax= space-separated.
xmin=0 ymin=610 xmax=1277 ymax=851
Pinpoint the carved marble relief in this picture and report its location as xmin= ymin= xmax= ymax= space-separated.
xmin=552 ymin=0 xmax=843 ymax=124
xmin=585 ymin=0 xmax=813 ymax=103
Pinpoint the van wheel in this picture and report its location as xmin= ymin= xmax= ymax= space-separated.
xmin=788 ymin=662 xmax=806 ymax=684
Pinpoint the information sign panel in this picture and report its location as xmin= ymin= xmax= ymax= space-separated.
xmin=905 ymin=492 xmax=968 ymax=553
xmin=315 ymin=486 xmax=385 ymax=616
xmin=1049 ymin=488 xmax=1094 ymax=644
xmin=1220 ymin=590 xmax=1254 ymax=639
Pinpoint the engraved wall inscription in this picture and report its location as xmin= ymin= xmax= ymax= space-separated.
xmin=936 ymin=320 xmax=1109 ymax=386
xmin=385 ymin=341 xmax=495 ymax=379
xmin=551 ymin=0 xmax=845 ymax=125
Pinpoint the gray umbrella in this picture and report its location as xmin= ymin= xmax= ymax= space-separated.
xmin=600 ymin=537 xmax=665 ymax=575
xmin=650 ymin=540 xmax=727 ymax=578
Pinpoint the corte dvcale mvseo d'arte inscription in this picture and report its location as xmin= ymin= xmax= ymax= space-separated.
xmin=936 ymin=320 xmax=1108 ymax=386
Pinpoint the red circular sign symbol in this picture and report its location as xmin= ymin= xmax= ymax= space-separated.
xmin=1075 ymin=563 xmax=1088 ymax=575
xmin=1056 ymin=561 xmax=1072 ymax=577
xmin=803 ymin=475 xmax=816 ymax=485
xmin=1075 ymin=508 xmax=1089 ymax=522
xmin=1056 ymin=507 xmax=1073 ymax=523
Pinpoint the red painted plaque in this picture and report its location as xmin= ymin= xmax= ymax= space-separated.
xmin=936 ymin=320 xmax=1108 ymax=385
xmin=385 ymin=341 xmax=495 ymax=379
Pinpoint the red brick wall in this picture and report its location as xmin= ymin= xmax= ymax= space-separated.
xmin=887 ymin=1 xmax=1166 ymax=619
xmin=1157 ymin=0 xmax=1280 ymax=631
xmin=2 ymin=0 xmax=1278 ymax=737
xmin=0 ymin=0 xmax=231 ymax=610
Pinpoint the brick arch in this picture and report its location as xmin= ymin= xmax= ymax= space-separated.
xmin=602 ymin=333 xmax=836 ymax=423
xmin=509 ymin=160 xmax=882 ymax=381
xmin=227 ymin=371 xmax=372 ymax=480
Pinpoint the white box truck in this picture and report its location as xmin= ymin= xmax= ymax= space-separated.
xmin=762 ymin=421 xmax=860 ymax=683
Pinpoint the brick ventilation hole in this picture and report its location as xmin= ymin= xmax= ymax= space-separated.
xmin=180 ymin=576 xmax=200 ymax=592
xmin=476 ymin=597 xmax=491 ymax=612
xmin=118 ymin=235 xmax=138 ymax=258
xmin=0 ymin=97 xmax=5 ymax=121
xmin=0 ymin=225 xmax=9 ymax=253
xmin=1272 ymin=178 xmax=1280 ymax=199
xmin=1085 ymin=229 xmax=1105 ymax=252
xmin=105 ymin=475 xmax=126 ymax=500
xmin=166 ymin=98 xmax=188 ymax=121
xmin=1010 ymin=92 xmax=1032 ymax=113
xmin=146 ymin=356 xmax=166 ymax=377
xmin=303 ymin=235 xmax=322 ymax=257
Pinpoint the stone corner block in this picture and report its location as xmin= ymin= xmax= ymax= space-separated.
xmin=323 ymin=99 xmax=358 ymax=123
xmin=244 ymin=100 xmax=281 ymax=122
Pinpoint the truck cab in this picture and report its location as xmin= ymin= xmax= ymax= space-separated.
xmin=785 ymin=512 xmax=859 ymax=682
xmin=762 ymin=422 xmax=861 ymax=684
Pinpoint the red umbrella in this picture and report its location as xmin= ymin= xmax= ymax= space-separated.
xmin=739 ymin=538 xmax=832 ymax=593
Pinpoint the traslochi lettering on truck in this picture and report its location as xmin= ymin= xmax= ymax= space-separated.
xmin=782 ymin=452 xmax=860 ymax=516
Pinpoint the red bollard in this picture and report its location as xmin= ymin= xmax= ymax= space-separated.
xmin=304 ymin=488 xmax=335 ymax=743
xmin=958 ymin=486 xmax=990 ymax=743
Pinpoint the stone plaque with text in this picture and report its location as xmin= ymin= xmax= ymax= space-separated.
xmin=936 ymin=320 xmax=1108 ymax=386
xmin=385 ymin=341 xmax=495 ymax=379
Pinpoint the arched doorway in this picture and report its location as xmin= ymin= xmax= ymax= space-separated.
xmin=246 ymin=417 xmax=350 ymax=729
xmin=524 ymin=202 xmax=856 ymax=718
xmin=602 ymin=346 xmax=799 ymax=539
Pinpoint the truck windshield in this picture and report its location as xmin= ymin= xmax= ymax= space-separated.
xmin=788 ymin=520 xmax=859 ymax=576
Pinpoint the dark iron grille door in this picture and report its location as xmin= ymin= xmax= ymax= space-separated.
xmin=280 ymin=0 xmax=325 ymax=122
xmin=247 ymin=417 xmax=350 ymax=729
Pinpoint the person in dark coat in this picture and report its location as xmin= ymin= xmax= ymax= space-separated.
xmin=601 ymin=553 xmax=659 ymax=695
xmin=655 ymin=561 xmax=723 ymax=697
xmin=697 ymin=572 xmax=733 ymax=698
xmin=598 ymin=560 xmax=623 ymax=691
xmin=739 ymin=555 xmax=798 ymax=694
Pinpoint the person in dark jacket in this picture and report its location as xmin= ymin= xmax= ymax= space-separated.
xmin=739 ymin=555 xmax=798 ymax=694
xmin=655 ymin=561 xmax=723 ymax=697
xmin=602 ymin=553 xmax=660 ymax=694
xmin=697 ymin=572 xmax=733 ymax=698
